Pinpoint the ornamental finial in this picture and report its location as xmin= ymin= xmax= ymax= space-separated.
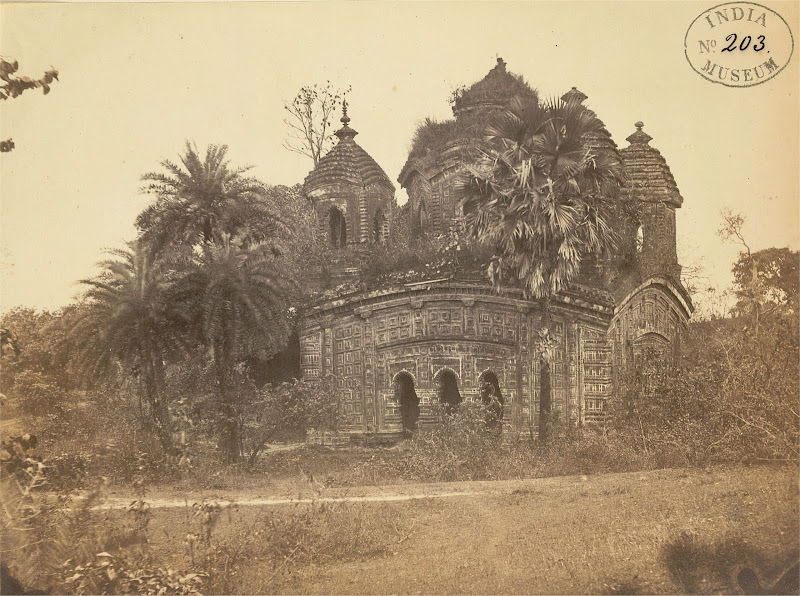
xmin=626 ymin=121 xmax=652 ymax=146
xmin=561 ymin=86 xmax=588 ymax=104
xmin=335 ymin=99 xmax=358 ymax=141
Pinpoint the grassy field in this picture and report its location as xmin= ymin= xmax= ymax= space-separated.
xmin=122 ymin=463 xmax=798 ymax=595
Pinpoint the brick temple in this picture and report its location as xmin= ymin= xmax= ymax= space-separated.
xmin=299 ymin=59 xmax=693 ymax=438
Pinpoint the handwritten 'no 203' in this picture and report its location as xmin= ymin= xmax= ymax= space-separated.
xmin=721 ymin=34 xmax=766 ymax=52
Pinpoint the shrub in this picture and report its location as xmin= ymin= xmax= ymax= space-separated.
xmin=241 ymin=375 xmax=342 ymax=465
xmin=1 ymin=434 xmax=208 ymax=595
xmin=360 ymin=226 xmax=492 ymax=290
xmin=7 ymin=369 xmax=65 ymax=415
xmin=403 ymin=403 xmax=537 ymax=482
xmin=611 ymin=313 xmax=799 ymax=465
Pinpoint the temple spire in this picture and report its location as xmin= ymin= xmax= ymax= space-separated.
xmin=335 ymin=98 xmax=358 ymax=141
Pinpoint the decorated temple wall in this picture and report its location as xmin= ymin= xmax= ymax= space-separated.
xmin=300 ymin=284 xmax=613 ymax=436
xmin=609 ymin=281 xmax=691 ymax=385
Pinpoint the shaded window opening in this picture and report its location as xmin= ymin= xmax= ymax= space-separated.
xmin=394 ymin=372 xmax=419 ymax=438
xmin=436 ymin=369 xmax=462 ymax=415
xmin=412 ymin=200 xmax=428 ymax=238
xmin=329 ymin=208 xmax=347 ymax=248
xmin=374 ymin=209 xmax=389 ymax=244
xmin=462 ymin=199 xmax=476 ymax=218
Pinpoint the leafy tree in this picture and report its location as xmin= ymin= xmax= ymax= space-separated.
xmin=283 ymin=82 xmax=350 ymax=165
xmin=242 ymin=375 xmax=340 ymax=466
xmin=718 ymin=210 xmax=798 ymax=333
xmin=1 ymin=307 xmax=78 ymax=389
xmin=1 ymin=326 xmax=20 ymax=358
xmin=1 ymin=57 xmax=59 ymax=153
xmin=732 ymin=247 xmax=798 ymax=315
xmin=174 ymin=236 xmax=293 ymax=462
xmin=67 ymin=242 xmax=188 ymax=451
xmin=458 ymin=96 xmax=624 ymax=443
xmin=137 ymin=142 xmax=284 ymax=253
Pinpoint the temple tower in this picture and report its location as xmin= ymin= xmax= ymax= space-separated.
xmin=620 ymin=122 xmax=683 ymax=283
xmin=303 ymin=102 xmax=395 ymax=249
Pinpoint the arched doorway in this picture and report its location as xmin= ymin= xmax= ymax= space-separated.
xmin=393 ymin=371 xmax=419 ymax=438
xmin=435 ymin=368 xmax=462 ymax=416
xmin=329 ymin=207 xmax=347 ymax=248
xmin=479 ymin=370 xmax=504 ymax=431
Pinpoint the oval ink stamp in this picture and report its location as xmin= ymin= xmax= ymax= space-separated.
xmin=685 ymin=2 xmax=794 ymax=87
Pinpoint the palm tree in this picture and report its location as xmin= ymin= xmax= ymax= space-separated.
xmin=68 ymin=242 xmax=188 ymax=451
xmin=136 ymin=142 xmax=295 ymax=461
xmin=459 ymin=95 xmax=624 ymax=443
xmin=174 ymin=235 xmax=293 ymax=462
xmin=136 ymin=142 xmax=284 ymax=253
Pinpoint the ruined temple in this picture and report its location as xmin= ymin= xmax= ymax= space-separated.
xmin=299 ymin=59 xmax=693 ymax=438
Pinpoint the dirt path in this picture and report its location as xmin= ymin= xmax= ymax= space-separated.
xmin=95 ymin=474 xmax=597 ymax=509
xmin=93 ymin=463 xmax=791 ymax=513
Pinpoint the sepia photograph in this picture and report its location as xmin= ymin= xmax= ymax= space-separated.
xmin=1 ymin=1 xmax=798 ymax=594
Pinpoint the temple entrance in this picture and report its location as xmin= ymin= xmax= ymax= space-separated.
xmin=393 ymin=372 xmax=419 ymax=438
xmin=435 ymin=369 xmax=462 ymax=416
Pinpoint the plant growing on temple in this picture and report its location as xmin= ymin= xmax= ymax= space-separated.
xmin=283 ymin=82 xmax=350 ymax=165
xmin=67 ymin=241 xmax=188 ymax=453
xmin=458 ymin=95 xmax=624 ymax=444
xmin=173 ymin=235 xmax=293 ymax=462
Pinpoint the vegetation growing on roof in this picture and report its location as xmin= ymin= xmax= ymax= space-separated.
xmin=407 ymin=59 xmax=538 ymax=162
xmin=451 ymin=60 xmax=537 ymax=113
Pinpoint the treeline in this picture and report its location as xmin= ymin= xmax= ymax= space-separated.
xmin=1 ymin=143 xmax=341 ymax=464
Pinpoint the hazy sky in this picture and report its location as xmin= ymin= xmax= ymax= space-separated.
xmin=2 ymin=1 xmax=798 ymax=314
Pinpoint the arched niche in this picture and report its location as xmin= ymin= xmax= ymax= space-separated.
xmin=329 ymin=207 xmax=347 ymax=248
xmin=633 ymin=331 xmax=670 ymax=370
xmin=434 ymin=367 xmax=462 ymax=414
xmin=478 ymin=369 xmax=504 ymax=405
xmin=374 ymin=208 xmax=389 ymax=244
xmin=393 ymin=370 xmax=419 ymax=437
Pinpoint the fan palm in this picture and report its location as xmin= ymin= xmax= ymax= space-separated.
xmin=175 ymin=235 xmax=293 ymax=462
xmin=136 ymin=142 xmax=285 ymax=253
xmin=459 ymin=95 xmax=624 ymax=443
xmin=68 ymin=242 xmax=188 ymax=451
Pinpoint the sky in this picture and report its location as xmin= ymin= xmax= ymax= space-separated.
xmin=1 ymin=1 xmax=798 ymax=315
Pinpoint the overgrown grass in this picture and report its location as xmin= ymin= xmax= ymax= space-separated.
xmin=3 ymin=428 xmax=796 ymax=595
xmin=126 ymin=464 xmax=800 ymax=594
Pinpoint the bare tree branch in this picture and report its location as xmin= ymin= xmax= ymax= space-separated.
xmin=282 ymin=82 xmax=351 ymax=166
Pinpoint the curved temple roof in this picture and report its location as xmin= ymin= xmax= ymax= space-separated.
xmin=304 ymin=104 xmax=395 ymax=194
xmin=620 ymin=122 xmax=683 ymax=208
